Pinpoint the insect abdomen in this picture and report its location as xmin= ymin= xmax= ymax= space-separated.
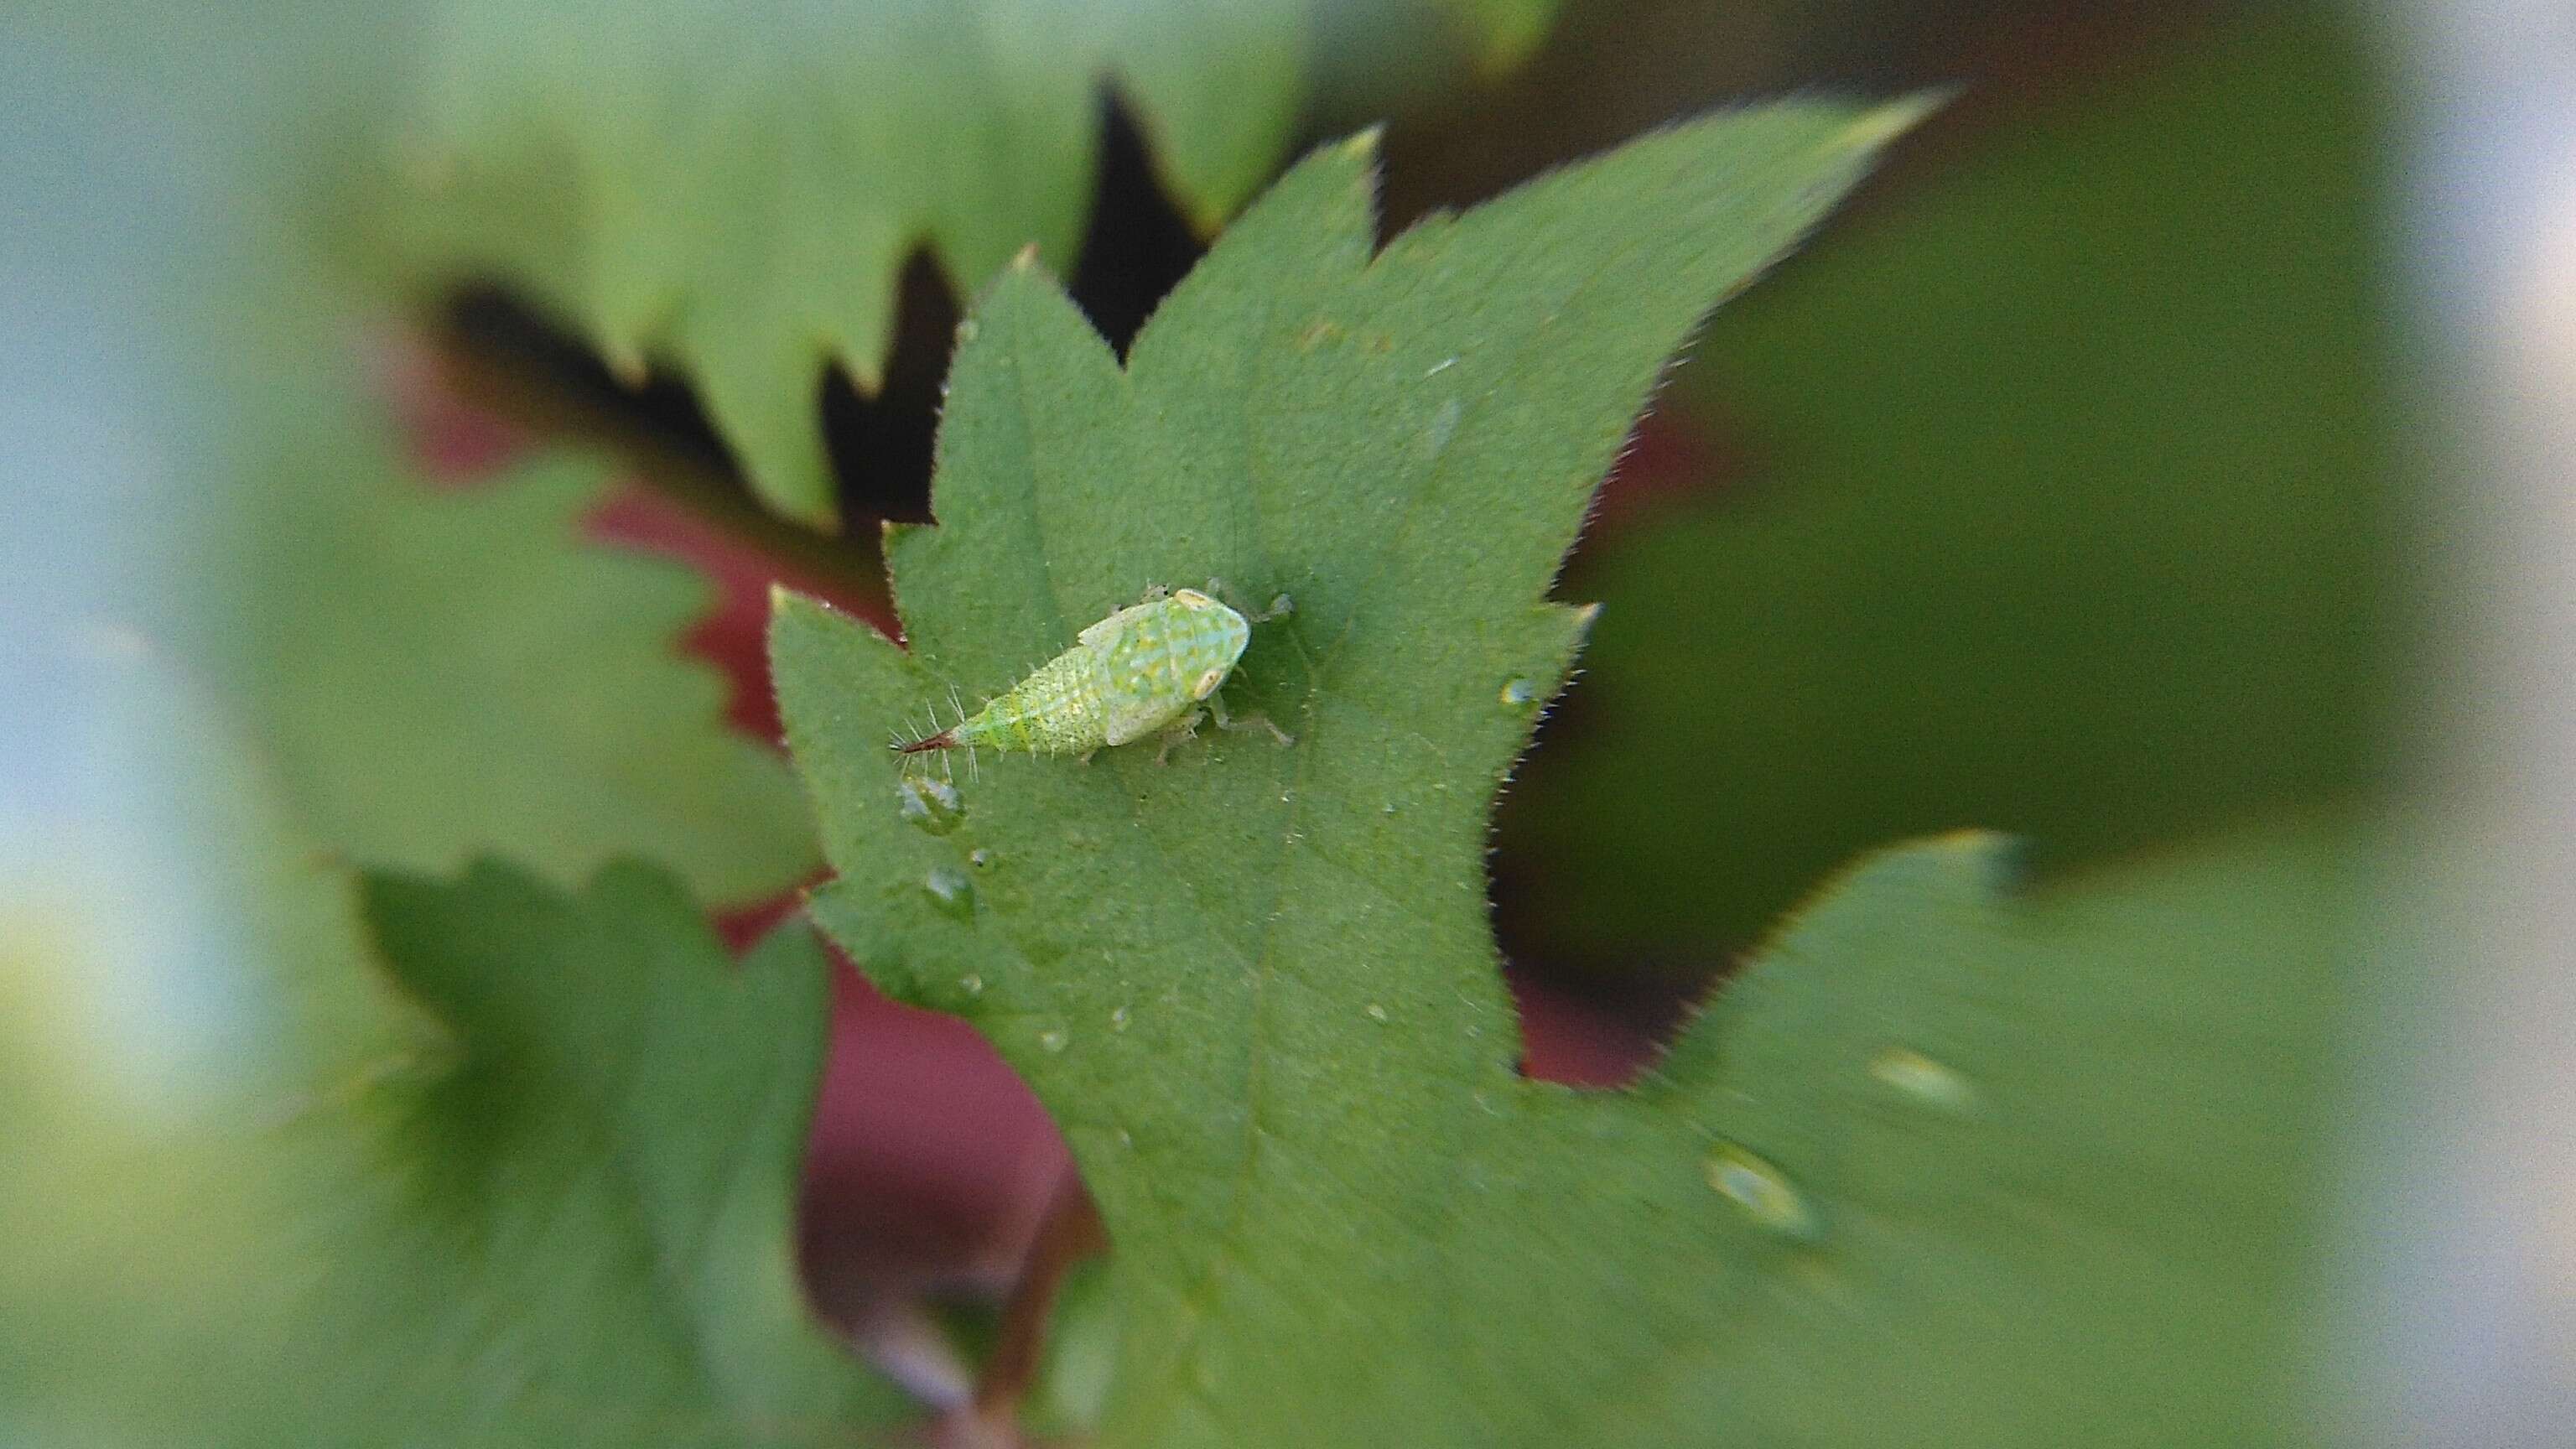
xmin=958 ymin=650 xmax=1112 ymax=756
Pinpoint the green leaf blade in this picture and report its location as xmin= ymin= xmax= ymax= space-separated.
xmin=776 ymin=102 xmax=1932 ymax=1444
xmin=204 ymin=445 xmax=818 ymax=906
xmin=338 ymin=858 xmax=894 ymax=1441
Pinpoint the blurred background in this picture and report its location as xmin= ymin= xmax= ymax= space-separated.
xmin=4 ymin=0 xmax=2570 ymax=1443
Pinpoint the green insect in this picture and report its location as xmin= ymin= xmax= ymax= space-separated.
xmin=898 ymin=583 xmax=1294 ymax=775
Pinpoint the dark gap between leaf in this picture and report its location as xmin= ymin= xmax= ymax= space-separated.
xmin=437 ymin=91 xmax=1204 ymax=544
xmin=824 ymin=250 xmax=958 ymax=525
xmin=1068 ymin=94 xmax=1208 ymax=358
xmin=1490 ymin=686 xmax=1717 ymax=1089
xmin=442 ymin=285 xmax=738 ymax=480
xmin=1504 ymin=958 xmax=1707 ymax=1090
xmin=428 ymin=289 xmax=896 ymax=624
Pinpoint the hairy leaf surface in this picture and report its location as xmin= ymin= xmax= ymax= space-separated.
xmin=771 ymin=106 xmax=2012 ymax=1443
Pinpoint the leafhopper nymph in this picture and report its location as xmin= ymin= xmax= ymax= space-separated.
xmin=897 ymin=584 xmax=1293 ymax=775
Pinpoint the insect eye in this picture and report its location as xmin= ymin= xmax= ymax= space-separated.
xmin=1192 ymin=667 xmax=1225 ymax=699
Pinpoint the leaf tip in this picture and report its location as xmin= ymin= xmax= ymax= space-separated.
xmin=768 ymin=582 xmax=828 ymax=630
xmin=1339 ymin=124 xmax=1386 ymax=164
xmin=600 ymin=337 xmax=652 ymax=390
xmin=838 ymin=340 xmax=888 ymax=397
xmin=1929 ymin=828 xmax=2028 ymax=891
xmin=1835 ymin=90 xmax=1951 ymax=158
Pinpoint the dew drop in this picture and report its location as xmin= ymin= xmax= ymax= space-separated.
xmin=969 ymin=848 xmax=995 ymax=870
xmin=1499 ymin=677 xmax=1540 ymax=708
xmin=1422 ymin=397 xmax=1462 ymax=457
xmin=1870 ymin=1046 xmax=1977 ymax=1114
xmin=1704 ymin=1143 xmax=1818 ymax=1240
xmin=922 ymin=866 xmax=974 ymax=918
xmin=1381 ymin=802 xmax=1398 ymax=816
xmin=959 ymin=974 xmax=985 ymax=997
xmin=1365 ymin=1003 xmax=1389 ymax=1023
xmin=896 ymin=776 xmax=965 ymax=835
xmin=1118 ymin=1128 xmax=1135 ymax=1149
xmin=1037 ymin=1027 xmax=1070 ymax=1054
xmin=1110 ymin=1005 xmax=1130 ymax=1032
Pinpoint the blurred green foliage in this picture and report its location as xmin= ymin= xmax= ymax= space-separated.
xmin=1499 ymin=11 xmax=2398 ymax=969
xmin=191 ymin=444 xmax=821 ymax=905
xmin=0 ymin=653 xmax=896 ymax=1448
xmin=364 ymin=0 xmax=1560 ymax=522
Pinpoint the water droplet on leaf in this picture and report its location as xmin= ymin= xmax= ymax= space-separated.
xmin=1500 ymin=678 xmax=1540 ymax=708
xmin=959 ymin=974 xmax=984 ymax=997
xmin=896 ymin=776 xmax=964 ymax=835
xmin=1110 ymin=1005 xmax=1130 ymax=1032
xmin=1038 ymin=1027 xmax=1070 ymax=1054
xmin=1366 ymin=1004 xmax=1389 ymax=1023
xmin=1870 ymin=1046 xmax=1977 ymax=1113
xmin=922 ymin=866 xmax=974 ymax=918
xmin=969 ymin=848 xmax=994 ymax=869
xmin=1423 ymin=397 xmax=1462 ymax=457
xmin=1705 ymin=1143 xmax=1819 ymax=1240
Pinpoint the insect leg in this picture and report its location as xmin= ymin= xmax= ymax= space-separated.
xmin=1208 ymin=690 xmax=1295 ymax=747
xmin=1155 ymin=708 xmax=1207 ymax=766
xmin=1207 ymin=577 xmax=1295 ymax=623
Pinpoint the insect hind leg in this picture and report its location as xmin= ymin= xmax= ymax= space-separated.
xmin=1156 ymin=708 xmax=1207 ymax=766
xmin=1208 ymin=689 xmax=1296 ymax=747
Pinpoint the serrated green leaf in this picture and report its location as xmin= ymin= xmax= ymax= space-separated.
xmin=1 ymin=650 xmax=902 ymax=1446
xmin=771 ymin=104 xmax=1952 ymax=1442
xmin=1500 ymin=12 xmax=2399 ymax=967
xmin=374 ymin=0 xmax=1561 ymax=526
xmin=254 ymin=857 xmax=905 ymax=1446
xmin=190 ymin=442 xmax=818 ymax=906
